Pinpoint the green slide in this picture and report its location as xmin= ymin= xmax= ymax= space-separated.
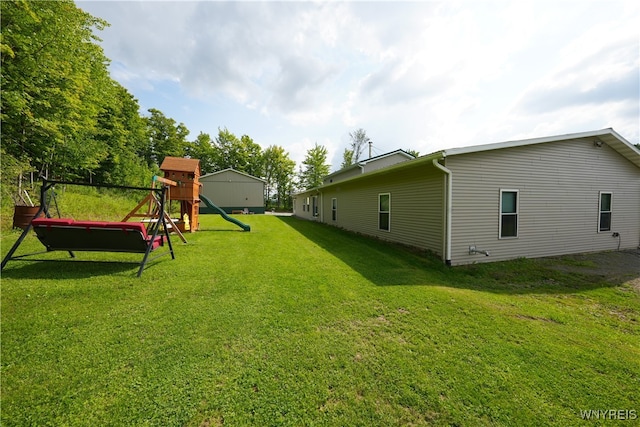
xmin=199 ymin=194 xmax=251 ymax=232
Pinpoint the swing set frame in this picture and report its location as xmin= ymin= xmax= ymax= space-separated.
xmin=1 ymin=178 xmax=176 ymax=277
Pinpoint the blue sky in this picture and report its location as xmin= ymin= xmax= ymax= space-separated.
xmin=78 ymin=1 xmax=639 ymax=171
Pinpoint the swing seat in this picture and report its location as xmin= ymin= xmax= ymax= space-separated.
xmin=1 ymin=179 xmax=175 ymax=277
xmin=32 ymin=218 xmax=166 ymax=253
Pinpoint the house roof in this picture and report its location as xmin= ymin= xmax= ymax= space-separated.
xmin=200 ymin=168 xmax=266 ymax=183
xmin=324 ymin=149 xmax=415 ymax=180
xmin=441 ymin=128 xmax=640 ymax=167
xmin=360 ymin=149 xmax=415 ymax=164
xmin=295 ymin=128 xmax=639 ymax=195
xmin=160 ymin=157 xmax=201 ymax=173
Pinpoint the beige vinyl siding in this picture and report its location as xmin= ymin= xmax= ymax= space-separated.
xmin=324 ymin=166 xmax=361 ymax=185
xmin=200 ymin=170 xmax=265 ymax=209
xmin=319 ymin=166 xmax=445 ymax=256
xmin=447 ymin=138 xmax=640 ymax=265
xmin=201 ymin=181 xmax=264 ymax=207
xmin=293 ymin=192 xmax=320 ymax=221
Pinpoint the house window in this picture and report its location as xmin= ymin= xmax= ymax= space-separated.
xmin=599 ymin=192 xmax=612 ymax=232
xmin=304 ymin=197 xmax=309 ymax=212
xmin=499 ymin=190 xmax=518 ymax=238
xmin=379 ymin=193 xmax=390 ymax=231
xmin=331 ymin=198 xmax=337 ymax=221
xmin=312 ymin=196 xmax=318 ymax=217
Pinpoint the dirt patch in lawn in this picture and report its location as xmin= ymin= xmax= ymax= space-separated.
xmin=545 ymin=249 xmax=640 ymax=291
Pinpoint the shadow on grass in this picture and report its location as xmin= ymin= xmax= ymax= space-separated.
xmin=278 ymin=216 xmax=635 ymax=295
xmin=1 ymin=258 xmax=149 ymax=280
xmin=196 ymin=228 xmax=245 ymax=232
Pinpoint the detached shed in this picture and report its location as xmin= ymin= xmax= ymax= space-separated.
xmin=200 ymin=169 xmax=266 ymax=214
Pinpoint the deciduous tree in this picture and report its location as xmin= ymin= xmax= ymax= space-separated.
xmin=1 ymin=0 xmax=113 ymax=179
xmin=348 ymin=128 xmax=370 ymax=163
xmin=93 ymin=83 xmax=153 ymax=186
xmin=263 ymin=145 xmax=295 ymax=209
xmin=299 ymin=143 xmax=330 ymax=190
xmin=186 ymin=132 xmax=216 ymax=174
xmin=144 ymin=108 xmax=190 ymax=167
xmin=212 ymin=128 xmax=263 ymax=176
xmin=239 ymin=135 xmax=264 ymax=178
xmin=341 ymin=148 xmax=355 ymax=169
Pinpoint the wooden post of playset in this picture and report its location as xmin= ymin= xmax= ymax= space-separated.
xmin=120 ymin=175 xmax=188 ymax=243
xmin=159 ymin=157 xmax=202 ymax=232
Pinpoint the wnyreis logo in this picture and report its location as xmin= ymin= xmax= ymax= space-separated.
xmin=580 ymin=409 xmax=637 ymax=421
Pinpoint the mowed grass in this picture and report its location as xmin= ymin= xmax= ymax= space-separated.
xmin=1 ymin=213 xmax=639 ymax=426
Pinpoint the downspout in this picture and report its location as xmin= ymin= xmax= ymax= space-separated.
xmin=432 ymin=158 xmax=452 ymax=265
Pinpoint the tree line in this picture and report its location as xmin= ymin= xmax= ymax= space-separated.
xmin=0 ymin=1 xmax=323 ymax=209
xmin=1 ymin=1 xmax=408 ymax=210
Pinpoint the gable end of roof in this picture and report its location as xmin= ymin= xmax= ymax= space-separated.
xmin=200 ymin=168 xmax=266 ymax=183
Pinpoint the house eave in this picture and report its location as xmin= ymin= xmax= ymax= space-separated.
xmin=441 ymin=128 xmax=640 ymax=167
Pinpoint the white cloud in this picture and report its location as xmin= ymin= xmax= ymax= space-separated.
xmin=79 ymin=0 xmax=640 ymax=169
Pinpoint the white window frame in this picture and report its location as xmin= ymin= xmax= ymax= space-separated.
xmin=331 ymin=198 xmax=337 ymax=221
xmin=378 ymin=193 xmax=391 ymax=232
xmin=598 ymin=191 xmax=612 ymax=232
xmin=499 ymin=189 xmax=519 ymax=239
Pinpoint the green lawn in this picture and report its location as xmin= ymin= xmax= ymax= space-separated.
xmin=1 ymin=214 xmax=639 ymax=426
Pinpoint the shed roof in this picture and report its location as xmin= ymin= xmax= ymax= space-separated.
xmin=160 ymin=157 xmax=201 ymax=173
xmin=200 ymin=168 xmax=266 ymax=183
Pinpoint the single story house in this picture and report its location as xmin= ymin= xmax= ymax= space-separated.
xmin=294 ymin=128 xmax=640 ymax=265
xmin=200 ymin=168 xmax=266 ymax=214
xmin=300 ymin=149 xmax=415 ymax=216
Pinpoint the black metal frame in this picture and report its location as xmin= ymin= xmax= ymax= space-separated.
xmin=1 ymin=179 xmax=175 ymax=277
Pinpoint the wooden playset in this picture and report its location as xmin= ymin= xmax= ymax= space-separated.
xmin=159 ymin=157 xmax=201 ymax=232
xmin=1 ymin=157 xmax=255 ymax=278
xmin=121 ymin=175 xmax=187 ymax=243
